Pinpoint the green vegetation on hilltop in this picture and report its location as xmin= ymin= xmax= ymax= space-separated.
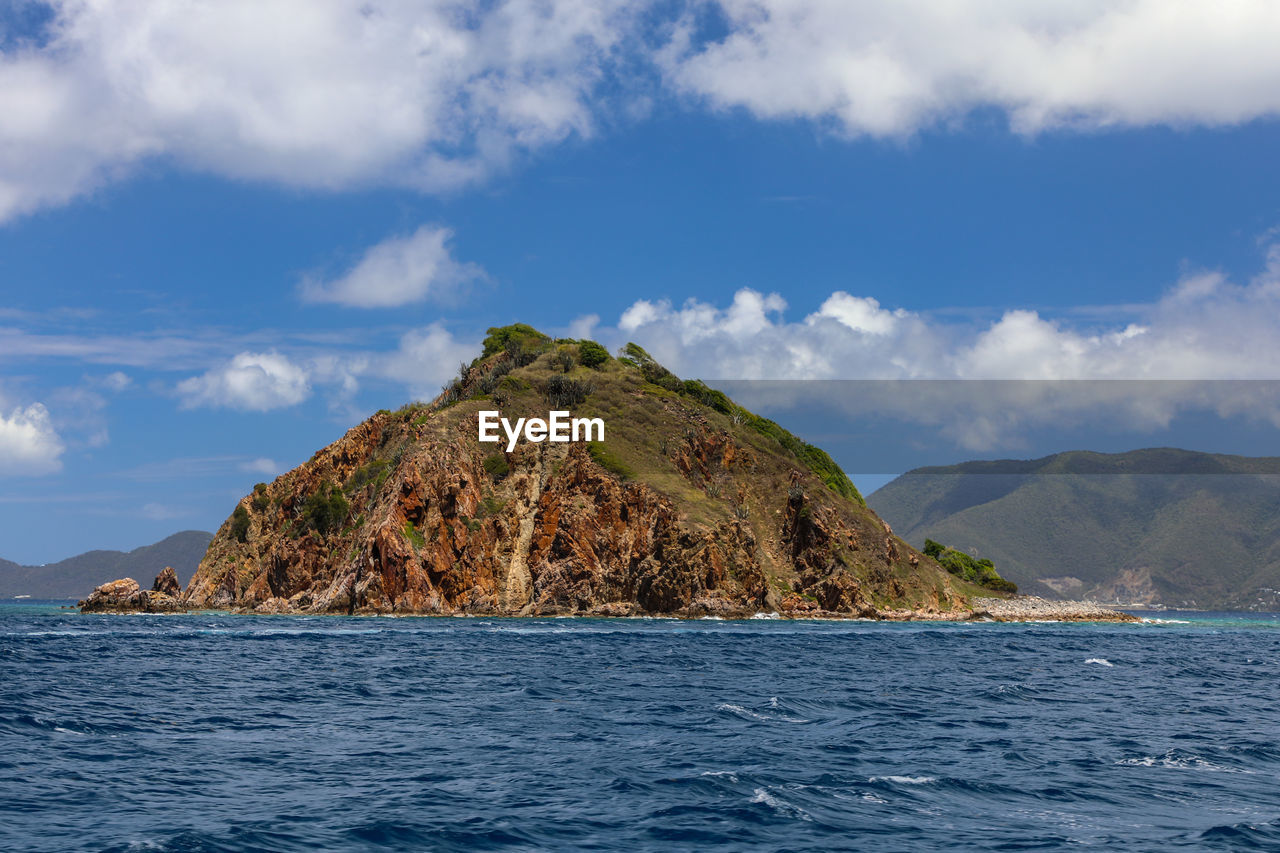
xmin=480 ymin=323 xmax=550 ymax=359
xmin=923 ymin=538 xmax=1017 ymax=592
xmin=577 ymin=340 xmax=610 ymax=368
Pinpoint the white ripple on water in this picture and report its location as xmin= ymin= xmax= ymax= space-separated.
xmin=192 ymin=627 xmax=390 ymax=637
xmin=1116 ymin=751 xmax=1255 ymax=774
xmin=750 ymin=787 xmax=813 ymax=821
xmin=868 ymin=775 xmax=938 ymax=785
xmin=1084 ymin=658 xmax=1114 ymax=666
xmin=2 ymin=625 xmax=167 ymax=630
xmin=715 ymin=699 xmax=809 ymax=724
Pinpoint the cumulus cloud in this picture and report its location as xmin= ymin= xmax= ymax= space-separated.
xmin=0 ymin=403 xmax=65 ymax=475
xmin=301 ymin=225 xmax=484 ymax=308
xmin=666 ymin=0 xmax=1280 ymax=137
xmin=0 ymin=0 xmax=639 ymax=220
xmin=611 ymin=246 xmax=1280 ymax=448
xmin=614 ymin=266 xmax=1280 ymax=383
xmin=177 ymin=351 xmax=311 ymax=411
xmin=816 ymin=293 xmax=907 ymax=337
xmin=7 ymin=2 xmax=1280 ymax=219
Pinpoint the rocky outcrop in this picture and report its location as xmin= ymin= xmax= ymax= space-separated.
xmin=84 ymin=329 xmax=986 ymax=619
xmin=78 ymin=576 xmax=188 ymax=613
xmin=152 ymin=566 xmax=181 ymax=597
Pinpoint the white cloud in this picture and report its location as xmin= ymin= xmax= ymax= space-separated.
xmin=619 ymin=299 xmax=664 ymax=333
xmin=0 ymin=0 xmax=640 ymax=221
xmin=568 ymin=313 xmax=600 ymax=340
xmin=177 ymin=351 xmax=311 ymax=411
xmin=301 ymin=225 xmax=484 ymax=308
xmin=102 ymin=371 xmax=131 ymax=391
xmin=0 ymin=403 xmax=65 ymax=475
xmin=612 ymin=286 xmax=945 ymax=379
xmin=614 ymin=251 xmax=1280 ymax=382
xmin=815 ymin=292 xmax=905 ymax=336
xmin=240 ymin=457 xmax=280 ymax=476
xmin=610 ymin=247 xmax=1280 ymax=448
xmin=376 ymin=323 xmax=482 ymax=400
xmin=665 ymin=0 xmax=1280 ymax=137
xmin=8 ymin=3 xmax=1280 ymax=220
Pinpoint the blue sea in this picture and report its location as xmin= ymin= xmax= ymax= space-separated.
xmin=3 ymin=603 xmax=1279 ymax=851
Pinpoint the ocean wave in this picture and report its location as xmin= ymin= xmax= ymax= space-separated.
xmin=1199 ymin=818 xmax=1280 ymax=847
xmin=750 ymin=787 xmax=813 ymax=821
xmin=715 ymin=699 xmax=810 ymax=724
xmin=1116 ymin=750 xmax=1255 ymax=774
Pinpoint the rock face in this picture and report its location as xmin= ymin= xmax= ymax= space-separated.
xmin=152 ymin=566 xmax=182 ymax=597
xmin=78 ymin=575 xmax=187 ymax=613
xmin=89 ymin=329 xmax=989 ymax=619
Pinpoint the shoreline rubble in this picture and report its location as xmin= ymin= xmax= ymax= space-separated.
xmin=969 ymin=596 xmax=1139 ymax=623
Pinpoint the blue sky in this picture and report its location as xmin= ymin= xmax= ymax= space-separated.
xmin=5 ymin=1 xmax=1280 ymax=563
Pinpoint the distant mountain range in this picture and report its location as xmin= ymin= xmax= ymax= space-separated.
xmin=1 ymin=531 xmax=213 ymax=600
xmin=869 ymin=448 xmax=1280 ymax=611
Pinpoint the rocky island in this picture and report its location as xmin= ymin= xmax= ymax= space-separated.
xmin=81 ymin=325 xmax=1135 ymax=623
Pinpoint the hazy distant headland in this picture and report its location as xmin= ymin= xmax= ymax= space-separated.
xmin=1 ymin=531 xmax=211 ymax=600
xmin=871 ymin=448 xmax=1280 ymax=611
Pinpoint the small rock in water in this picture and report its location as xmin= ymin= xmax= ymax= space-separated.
xmin=79 ymin=572 xmax=188 ymax=613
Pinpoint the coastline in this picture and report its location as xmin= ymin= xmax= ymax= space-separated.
xmin=75 ymin=589 xmax=1139 ymax=623
xmin=969 ymin=596 xmax=1139 ymax=623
